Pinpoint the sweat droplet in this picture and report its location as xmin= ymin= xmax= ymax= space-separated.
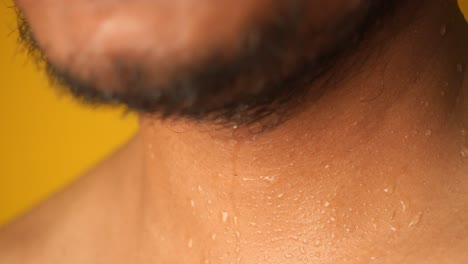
xmin=425 ymin=130 xmax=432 ymax=137
xmin=324 ymin=201 xmax=331 ymax=207
xmin=457 ymin=63 xmax=463 ymax=73
xmin=400 ymin=200 xmax=407 ymax=213
xmin=188 ymin=238 xmax=193 ymax=248
xmin=222 ymin=212 xmax=229 ymax=222
xmin=461 ymin=146 xmax=468 ymax=158
xmin=440 ymin=24 xmax=447 ymax=36
xmin=260 ymin=175 xmax=277 ymax=182
xmin=408 ymin=212 xmax=423 ymax=228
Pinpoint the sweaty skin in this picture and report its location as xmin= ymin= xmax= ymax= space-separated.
xmin=1 ymin=0 xmax=468 ymax=263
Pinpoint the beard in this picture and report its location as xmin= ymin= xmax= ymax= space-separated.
xmin=17 ymin=1 xmax=397 ymax=129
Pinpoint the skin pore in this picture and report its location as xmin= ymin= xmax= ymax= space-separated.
xmin=1 ymin=0 xmax=468 ymax=263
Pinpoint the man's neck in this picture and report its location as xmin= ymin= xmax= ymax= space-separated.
xmin=131 ymin=1 xmax=468 ymax=262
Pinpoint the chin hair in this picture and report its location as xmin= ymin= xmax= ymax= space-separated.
xmin=16 ymin=1 xmax=399 ymax=131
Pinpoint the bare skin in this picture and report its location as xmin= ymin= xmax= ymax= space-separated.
xmin=1 ymin=0 xmax=468 ymax=263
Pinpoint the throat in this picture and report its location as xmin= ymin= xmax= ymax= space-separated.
xmin=131 ymin=1 xmax=468 ymax=263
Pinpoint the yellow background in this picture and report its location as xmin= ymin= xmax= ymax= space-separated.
xmin=0 ymin=1 xmax=467 ymax=227
xmin=0 ymin=1 xmax=138 ymax=226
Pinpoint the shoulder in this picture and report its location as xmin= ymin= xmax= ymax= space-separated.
xmin=0 ymin=136 xmax=142 ymax=263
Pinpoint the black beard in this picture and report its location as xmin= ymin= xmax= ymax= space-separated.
xmin=17 ymin=1 xmax=398 ymax=130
